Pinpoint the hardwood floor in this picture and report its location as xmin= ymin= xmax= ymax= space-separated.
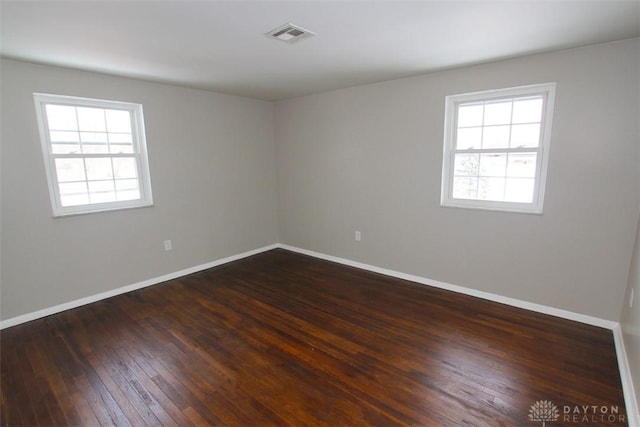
xmin=0 ymin=249 xmax=627 ymax=426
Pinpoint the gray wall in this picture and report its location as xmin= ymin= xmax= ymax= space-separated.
xmin=275 ymin=38 xmax=640 ymax=321
xmin=620 ymin=52 xmax=640 ymax=411
xmin=621 ymin=217 xmax=640 ymax=419
xmin=0 ymin=59 xmax=279 ymax=321
xmin=2 ymin=39 xmax=638 ymax=324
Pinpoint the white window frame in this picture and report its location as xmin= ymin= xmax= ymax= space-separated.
xmin=440 ymin=83 xmax=556 ymax=214
xmin=34 ymin=93 xmax=154 ymax=217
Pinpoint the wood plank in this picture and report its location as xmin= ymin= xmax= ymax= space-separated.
xmin=0 ymin=249 xmax=628 ymax=426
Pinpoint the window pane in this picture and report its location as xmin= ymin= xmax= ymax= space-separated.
xmin=479 ymin=153 xmax=507 ymax=177
xmin=88 ymin=180 xmax=114 ymax=192
xmin=80 ymin=132 xmax=108 ymax=143
xmin=505 ymin=178 xmax=534 ymax=203
xmin=106 ymin=110 xmax=132 ymax=133
xmin=454 ymin=153 xmax=479 ymax=176
xmin=85 ymin=158 xmax=113 ymax=180
xmin=457 ymin=103 xmax=483 ymax=127
xmin=115 ymin=178 xmax=139 ymax=191
xmin=55 ymin=158 xmax=86 ymax=182
xmin=117 ymin=190 xmax=141 ymax=201
xmin=60 ymin=193 xmax=90 ymax=207
xmin=510 ymin=124 xmax=540 ymax=148
xmin=456 ymin=127 xmax=481 ymax=149
xmin=52 ymin=143 xmax=81 ymax=154
xmin=512 ymin=97 xmax=543 ymax=124
xmin=82 ymin=144 xmax=110 ymax=154
xmin=482 ymin=125 xmax=510 ymax=149
xmin=88 ymin=180 xmax=116 ymax=203
xmin=50 ymin=131 xmax=79 ymax=143
xmin=77 ymin=107 xmax=106 ymax=132
xmin=89 ymin=192 xmax=117 ymax=203
xmin=483 ymin=100 xmax=512 ymax=125
xmin=110 ymin=144 xmax=134 ymax=154
xmin=108 ymin=133 xmax=133 ymax=144
xmin=452 ymin=177 xmax=478 ymax=199
xmin=59 ymin=181 xmax=88 ymax=195
xmin=478 ymin=177 xmax=505 ymax=201
xmin=112 ymin=158 xmax=138 ymax=179
xmin=507 ymin=153 xmax=537 ymax=178
xmin=58 ymin=182 xmax=88 ymax=208
xmin=46 ymin=105 xmax=77 ymax=131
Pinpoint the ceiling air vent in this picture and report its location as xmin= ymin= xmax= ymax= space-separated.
xmin=265 ymin=23 xmax=315 ymax=44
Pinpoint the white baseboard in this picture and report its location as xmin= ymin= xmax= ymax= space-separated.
xmin=613 ymin=325 xmax=640 ymax=427
xmin=3 ymin=242 xmax=615 ymax=331
xmin=277 ymin=243 xmax=640 ymax=424
xmin=277 ymin=244 xmax=617 ymax=329
xmin=0 ymin=243 xmax=278 ymax=330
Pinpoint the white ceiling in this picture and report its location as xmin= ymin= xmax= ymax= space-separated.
xmin=1 ymin=1 xmax=639 ymax=101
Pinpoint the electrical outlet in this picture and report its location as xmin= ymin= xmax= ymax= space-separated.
xmin=164 ymin=239 xmax=172 ymax=251
xmin=355 ymin=231 xmax=361 ymax=242
xmin=630 ymin=288 xmax=635 ymax=308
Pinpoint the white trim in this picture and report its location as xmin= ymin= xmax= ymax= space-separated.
xmin=277 ymin=244 xmax=616 ymax=329
xmin=0 ymin=244 xmax=278 ymax=330
xmin=613 ymin=324 xmax=640 ymax=427
xmin=1 ymin=240 xmax=618 ymax=331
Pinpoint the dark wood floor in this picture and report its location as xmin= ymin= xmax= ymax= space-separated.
xmin=0 ymin=249 xmax=627 ymax=426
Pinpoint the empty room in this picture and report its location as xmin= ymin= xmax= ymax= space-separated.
xmin=1 ymin=1 xmax=639 ymax=426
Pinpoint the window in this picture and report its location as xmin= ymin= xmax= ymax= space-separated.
xmin=34 ymin=93 xmax=153 ymax=216
xmin=441 ymin=83 xmax=556 ymax=214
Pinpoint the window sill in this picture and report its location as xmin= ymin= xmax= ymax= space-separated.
xmin=52 ymin=201 xmax=154 ymax=218
xmin=440 ymin=200 xmax=543 ymax=215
